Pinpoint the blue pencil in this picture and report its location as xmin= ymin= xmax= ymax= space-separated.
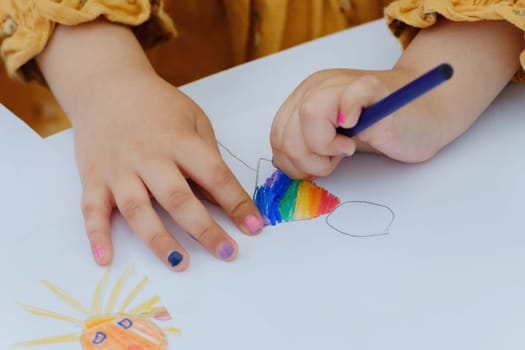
xmin=337 ymin=63 xmax=453 ymax=137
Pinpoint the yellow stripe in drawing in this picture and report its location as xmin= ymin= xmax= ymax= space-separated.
xmin=41 ymin=280 xmax=89 ymax=315
xmin=119 ymin=276 xmax=148 ymax=312
xmin=91 ymin=267 xmax=111 ymax=315
xmin=14 ymin=333 xmax=80 ymax=347
xmin=106 ymin=266 xmax=134 ymax=313
xmin=17 ymin=303 xmax=81 ymax=324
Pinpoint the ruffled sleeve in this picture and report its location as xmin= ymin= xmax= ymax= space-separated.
xmin=384 ymin=0 xmax=525 ymax=82
xmin=0 ymin=0 xmax=176 ymax=83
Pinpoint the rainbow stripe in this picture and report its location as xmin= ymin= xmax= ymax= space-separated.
xmin=254 ymin=169 xmax=340 ymax=226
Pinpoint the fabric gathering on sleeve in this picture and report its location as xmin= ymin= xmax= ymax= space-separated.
xmin=0 ymin=0 xmax=176 ymax=83
xmin=385 ymin=0 xmax=525 ymax=82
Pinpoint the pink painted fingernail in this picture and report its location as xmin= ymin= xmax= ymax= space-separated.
xmin=307 ymin=175 xmax=318 ymax=181
xmin=217 ymin=242 xmax=236 ymax=261
xmin=94 ymin=247 xmax=104 ymax=262
xmin=244 ymin=214 xmax=264 ymax=234
xmin=337 ymin=111 xmax=345 ymax=125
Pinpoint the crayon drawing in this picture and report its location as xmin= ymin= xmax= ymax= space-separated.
xmin=254 ymin=168 xmax=340 ymax=225
xmin=14 ymin=266 xmax=179 ymax=349
xmin=244 ymin=154 xmax=395 ymax=237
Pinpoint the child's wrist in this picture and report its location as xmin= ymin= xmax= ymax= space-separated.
xmin=36 ymin=18 xmax=158 ymax=122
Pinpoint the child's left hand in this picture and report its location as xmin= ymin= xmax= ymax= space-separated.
xmin=270 ymin=68 xmax=443 ymax=179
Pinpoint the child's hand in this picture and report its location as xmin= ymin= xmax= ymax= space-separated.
xmin=270 ymin=68 xmax=442 ymax=179
xmin=74 ymin=74 xmax=263 ymax=271
xmin=272 ymin=19 xmax=525 ymax=180
xmin=37 ymin=19 xmax=264 ymax=271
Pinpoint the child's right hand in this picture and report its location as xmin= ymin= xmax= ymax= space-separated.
xmin=37 ymin=19 xmax=264 ymax=271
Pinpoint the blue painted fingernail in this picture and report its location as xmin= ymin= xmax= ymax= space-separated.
xmin=217 ymin=242 xmax=235 ymax=260
xmin=168 ymin=251 xmax=183 ymax=267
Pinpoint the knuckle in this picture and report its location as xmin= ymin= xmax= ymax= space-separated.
xmin=361 ymin=75 xmax=383 ymax=90
xmin=81 ymin=198 xmax=99 ymax=217
xmin=317 ymin=164 xmax=336 ymax=178
xmin=228 ymin=196 xmax=253 ymax=217
xmin=195 ymin=225 xmax=216 ymax=245
xmin=148 ymin=231 xmax=167 ymax=250
xmin=119 ymin=196 xmax=148 ymax=219
xmin=165 ymin=188 xmax=194 ymax=212
xmin=282 ymin=138 xmax=300 ymax=157
xmin=306 ymin=69 xmax=330 ymax=83
xmin=209 ymin=163 xmax=234 ymax=188
xmin=298 ymin=100 xmax=316 ymax=122
xmin=86 ymin=228 xmax=106 ymax=241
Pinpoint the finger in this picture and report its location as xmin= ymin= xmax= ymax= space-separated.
xmin=187 ymin=178 xmax=218 ymax=205
xmin=337 ymin=75 xmax=390 ymax=129
xmin=193 ymin=110 xmax=265 ymax=233
xmin=81 ymin=180 xmax=114 ymax=266
xmin=111 ymin=173 xmax=190 ymax=271
xmin=172 ymin=139 xmax=264 ymax=236
xmin=138 ymin=160 xmax=239 ymax=261
xmin=275 ymin=104 xmax=343 ymax=177
xmin=271 ymin=148 xmax=311 ymax=179
xmin=298 ymin=85 xmax=357 ymax=157
xmin=193 ymin=108 xmax=222 ymax=152
xmin=272 ymin=100 xmax=317 ymax=178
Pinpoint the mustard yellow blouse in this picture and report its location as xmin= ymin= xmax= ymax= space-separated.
xmin=0 ymin=0 xmax=524 ymax=135
xmin=0 ymin=0 xmax=392 ymax=84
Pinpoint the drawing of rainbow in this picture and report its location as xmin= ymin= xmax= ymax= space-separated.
xmin=254 ymin=169 xmax=340 ymax=225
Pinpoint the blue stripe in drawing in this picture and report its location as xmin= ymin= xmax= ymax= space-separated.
xmin=254 ymin=170 xmax=291 ymax=225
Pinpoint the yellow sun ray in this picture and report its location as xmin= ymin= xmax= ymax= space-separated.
xmin=129 ymin=295 xmax=161 ymax=315
xmin=105 ymin=265 xmax=134 ymax=313
xmin=41 ymin=280 xmax=89 ymax=316
xmin=14 ymin=333 xmax=80 ymax=347
xmin=118 ymin=276 xmax=148 ymax=313
xmin=163 ymin=326 xmax=181 ymax=334
xmin=17 ymin=303 xmax=81 ymax=324
xmin=91 ymin=266 xmax=111 ymax=315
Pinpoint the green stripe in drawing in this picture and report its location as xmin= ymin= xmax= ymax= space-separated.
xmin=278 ymin=179 xmax=300 ymax=222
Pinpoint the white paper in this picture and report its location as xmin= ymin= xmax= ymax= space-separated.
xmin=43 ymin=86 xmax=525 ymax=349
xmin=5 ymin=18 xmax=525 ymax=349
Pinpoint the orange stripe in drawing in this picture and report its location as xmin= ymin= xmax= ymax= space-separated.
xmin=308 ymin=182 xmax=323 ymax=217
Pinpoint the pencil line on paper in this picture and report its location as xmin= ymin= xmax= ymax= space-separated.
xmin=217 ymin=140 xmax=257 ymax=172
xmin=326 ymin=200 xmax=395 ymax=237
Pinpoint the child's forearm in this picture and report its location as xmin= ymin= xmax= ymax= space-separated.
xmin=390 ymin=19 xmax=524 ymax=157
xmin=36 ymin=18 xmax=155 ymax=126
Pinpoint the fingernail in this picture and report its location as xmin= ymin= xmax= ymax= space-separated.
xmin=94 ymin=247 xmax=104 ymax=262
xmin=337 ymin=111 xmax=345 ymax=125
xmin=244 ymin=214 xmax=264 ymax=234
xmin=217 ymin=242 xmax=235 ymax=261
xmin=307 ymin=175 xmax=318 ymax=181
xmin=168 ymin=251 xmax=184 ymax=267
xmin=339 ymin=153 xmax=350 ymax=157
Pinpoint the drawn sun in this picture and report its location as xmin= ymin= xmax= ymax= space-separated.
xmin=14 ymin=266 xmax=179 ymax=349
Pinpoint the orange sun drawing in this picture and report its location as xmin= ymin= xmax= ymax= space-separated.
xmin=14 ymin=266 xmax=179 ymax=349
